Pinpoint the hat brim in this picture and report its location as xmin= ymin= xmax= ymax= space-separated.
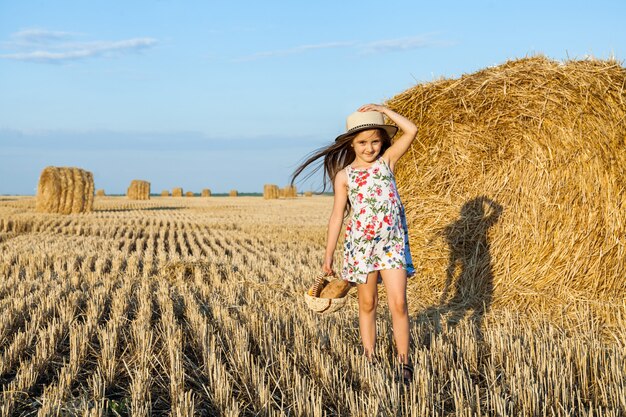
xmin=335 ymin=124 xmax=398 ymax=142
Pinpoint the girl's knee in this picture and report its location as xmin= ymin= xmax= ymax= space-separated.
xmin=388 ymin=297 xmax=408 ymax=316
xmin=359 ymin=295 xmax=378 ymax=313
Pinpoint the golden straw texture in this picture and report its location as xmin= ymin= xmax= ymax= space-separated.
xmin=386 ymin=56 xmax=626 ymax=309
xmin=35 ymin=166 xmax=94 ymax=214
xmin=127 ymin=180 xmax=150 ymax=200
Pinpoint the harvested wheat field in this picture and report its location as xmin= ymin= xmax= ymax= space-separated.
xmin=0 ymin=195 xmax=623 ymax=416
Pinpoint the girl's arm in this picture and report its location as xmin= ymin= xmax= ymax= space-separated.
xmin=358 ymin=103 xmax=418 ymax=172
xmin=323 ymin=170 xmax=349 ymax=275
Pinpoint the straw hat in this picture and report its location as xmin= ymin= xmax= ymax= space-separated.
xmin=335 ymin=111 xmax=398 ymax=142
xmin=304 ymin=272 xmax=352 ymax=314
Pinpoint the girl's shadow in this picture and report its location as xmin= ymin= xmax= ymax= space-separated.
xmin=418 ymin=196 xmax=503 ymax=343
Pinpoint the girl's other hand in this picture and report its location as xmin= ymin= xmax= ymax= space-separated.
xmin=358 ymin=103 xmax=387 ymax=113
xmin=322 ymin=258 xmax=335 ymax=276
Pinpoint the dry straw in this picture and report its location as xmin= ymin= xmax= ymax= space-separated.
xmin=263 ymin=184 xmax=280 ymax=199
xmin=385 ymin=56 xmax=626 ymax=309
xmin=36 ymin=166 xmax=94 ymax=214
xmin=229 ymin=190 xmax=238 ymax=197
xmin=201 ymin=189 xmax=211 ymax=197
xmin=161 ymin=190 xmax=170 ymax=197
xmin=96 ymin=189 xmax=105 ymax=197
xmin=172 ymin=188 xmax=183 ymax=197
xmin=186 ymin=191 xmax=195 ymax=197
xmin=127 ymin=180 xmax=150 ymax=200
xmin=304 ymin=191 xmax=313 ymax=197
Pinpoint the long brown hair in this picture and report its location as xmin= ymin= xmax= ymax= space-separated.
xmin=290 ymin=128 xmax=392 ymax=193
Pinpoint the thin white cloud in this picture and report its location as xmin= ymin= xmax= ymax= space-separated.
xmin=0 ymin=28 xmax=157 ymax=63
xmin=11 ymin=28 xmax=78 ymax=44
xmin=236 ymin=41 xmax=356 ymax=62
xmin=236 ymin=34 xmax=452 ymax=61
xmin=360 ymin=35 xmax=454 ymax=54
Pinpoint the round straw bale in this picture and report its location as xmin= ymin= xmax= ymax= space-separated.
xmin=35 ymin=166 xmax=94 ymax=214
xmin=304 ymin=191 xmax=313 ymax=197
xmin=172 ymin=187 xmax=183 ymax=197
xmin=185 ymin=191 xmax=195 ymax=197
xmin=161 ymin=190 xmax=170 ymax=197
xmin=96 ymin=189 xmax=105 ymax=197
xmin=281 ymin=185 xmax=297 ymax=198
xmin=127 ymin=180 xmax=150 ymax=200
xmin=201 ymin=189 xmax=211 ymax=197
xmin=229 ymin=190 xmax=238 ymax=197
xmin=386 ymin=56 xmax=626 ymax=307
xmin=263 ymin=184 xmax=280 ymax=199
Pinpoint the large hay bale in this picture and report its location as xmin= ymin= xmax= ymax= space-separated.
xmin=201 ymin=189 xmax=211 ymax=197
xmin=264 ymin=184 xmax=280 ymax=199
xmin=386 ymin=56 xmax=626 ymax=308
xmin=229 ymin=190 xmax=238 ymax=197
xmin=96 ymin=189 xmax=105 ymax=197
xmin=161 ymin=190 xmax=170 ymax=197
xmin=172 ymin=187 xmax=183 ymax=197
xmin=304 ymin=191 xmax=313 ymax=197
xmin=36 ymin=166 xmax=94 ymax=214
xmin=127 ymin=180 xmax=150 ymax=200
xmin=185 ymin=191 xmax=195 ymax=197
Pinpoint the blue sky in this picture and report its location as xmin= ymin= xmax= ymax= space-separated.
xmin=1 ymin=0 xmax=625 ymax=194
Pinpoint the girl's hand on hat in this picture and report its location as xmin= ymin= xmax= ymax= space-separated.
xmin=358 ymin=103 xmax=388 ymax=113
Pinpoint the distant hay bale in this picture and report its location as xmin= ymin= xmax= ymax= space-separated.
xmin=281 ymin=185 xmax=297 ymax=198
xmin=96 ymin=189 xmax=105 ymax=197
xmin=36 ymin=166 xmax=94 ymax=214
xmin=304 ymin=191 xmax=313 ymax=197
xmin=229 ymin=190 xmax=238 ymax=197
xmin=386 ymin=56 xmax=626 ymax=307
xmin=186 ymin=191 xmax=195 ymax=197
xmin=172 ymin=187 xmax=183 ymax=197
xmin=127 ymin=180 xmax=150 ymax=200
xmin=201 ymin=189 xmax=211 ymax=197
xmin=161 ymin=190 xmax=170 ymax=197
xmin=264 ymin=184 xmax=280 ymax=199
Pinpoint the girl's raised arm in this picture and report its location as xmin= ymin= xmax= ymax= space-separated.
xmin=358 ymin=104 xmax=418 ymax=171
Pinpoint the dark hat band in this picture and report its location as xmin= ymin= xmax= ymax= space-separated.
xmin=347 ymin=123 xmax=389 ymax=133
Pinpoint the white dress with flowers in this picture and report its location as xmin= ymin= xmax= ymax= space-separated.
xmin=341 ymin=157 xmax=415 ymax=284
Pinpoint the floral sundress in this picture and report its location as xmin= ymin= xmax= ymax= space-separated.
xmin=341 ymin=156 xmax=415 ymax=284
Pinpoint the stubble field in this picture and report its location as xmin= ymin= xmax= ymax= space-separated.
xmin=0 ymin=196 xmax=624 ymax=416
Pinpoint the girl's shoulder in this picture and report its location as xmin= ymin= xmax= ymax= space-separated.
xmin=334 ymin=168 xmax=349 ymax=186
xmin=379 ymin=153 xmax=395 ymax=173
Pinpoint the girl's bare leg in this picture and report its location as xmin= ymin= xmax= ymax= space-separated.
xmin=356 ymin=271 xmax=380 ymax=360
xmin=380 ymin=268 xmax=409 ymax=364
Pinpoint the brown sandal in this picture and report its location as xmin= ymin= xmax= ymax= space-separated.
xmin=395 ymin=363 xmax=414 ymax=385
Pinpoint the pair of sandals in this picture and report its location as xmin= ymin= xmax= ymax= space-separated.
xmin=364 ymin=355 xmax=414 ymax=385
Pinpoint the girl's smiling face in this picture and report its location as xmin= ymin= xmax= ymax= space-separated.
xmin=352 ymin=129 xmax=383 ymax=164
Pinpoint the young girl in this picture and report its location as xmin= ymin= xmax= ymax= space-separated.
xmin=292 ymin=104 xmax=418 ymax=383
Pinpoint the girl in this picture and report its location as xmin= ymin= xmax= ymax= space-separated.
xmin=292 ymin=104 xmax=418 ymax=383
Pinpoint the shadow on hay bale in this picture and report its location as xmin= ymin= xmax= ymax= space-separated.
xmin=387 ymin=56 xmax=626 ymax=309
